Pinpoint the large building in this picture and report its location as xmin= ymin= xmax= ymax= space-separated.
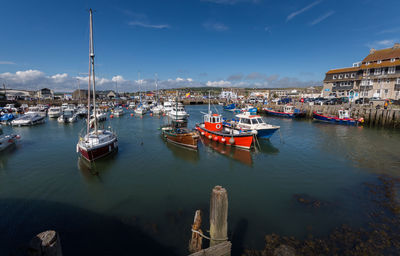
xmin=323 ymin=43 xmax=400 ymax=100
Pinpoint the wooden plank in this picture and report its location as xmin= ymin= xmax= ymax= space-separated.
xmin=28 ymin=230 xmax=63 ymax=256
xmin=189 ymin=241 xmax=231 ymax=256
xmin=189 ymin=210 xmax=203 ymax=253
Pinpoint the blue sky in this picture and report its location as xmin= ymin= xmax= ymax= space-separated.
xmin=0 ymin=0 xmax=400 ymax=91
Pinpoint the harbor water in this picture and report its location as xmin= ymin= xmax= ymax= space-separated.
xmin=1 ymin=105 xmax=400 ymax=255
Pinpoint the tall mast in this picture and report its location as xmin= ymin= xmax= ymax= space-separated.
xmin=89 ymin=8 xmax=98 ymax=133
xmin=208 ymin=91 xmax=211 ymax=114
xmin=86 ymin=10 xmax=92 ymax=135
xmin=138 ymin=72 xmax=141 ymax=104
xmin=77 ymin=78 xmax=81 ymax=105
xmin=155 ymin=73 xmax=158 ymax=103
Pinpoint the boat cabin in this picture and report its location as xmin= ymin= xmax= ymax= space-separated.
xmin=338 ymin=110 xmax=351 ymax=119
xmin=283 ymin=105 xmax=294 ymax=113
xmin=236 ymin=114 xmax=266 ymax=127
xmin=204 ymin=113 xmax=223 ymax=132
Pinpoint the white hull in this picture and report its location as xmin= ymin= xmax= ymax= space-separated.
xmin=11 ymin=114 xmax=45 ymax=126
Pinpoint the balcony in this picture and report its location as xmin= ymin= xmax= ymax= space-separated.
xmin=360 ymin=85 xmax=373 ymax=91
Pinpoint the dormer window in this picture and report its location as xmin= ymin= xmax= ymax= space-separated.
xmin=351 ymin=73 xmax=355 ymax=78
xmin=391 ymin=58 xmax=396 ymax=62
xmin=374 ymin=68 xmax=382 ymax=75
xmin=377 ymin=60 xmax=382 ymax=64
xmin=344 ymin=74 xmax=349 ymax=78
xmin=366 ymin=61 xmax=370 ymax=65
xmin=333 ymin=75 xmax=337 ymax=79
xmin=389 ymin=66 xmax=396 ymax=74
xmin=338 ymin=74 xmax=343 ymax=79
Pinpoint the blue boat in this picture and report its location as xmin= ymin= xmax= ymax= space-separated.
xmin=0 ymin=113 xmax=15 ymax=123
xmin=263 ymin=105 xmax=305 ymax=118
xmin=223 ymin=103 xmax=236 ymax=111
xmin=223 ymin=112 xmax=280 ymax=139
xmin=313 ymin=110 xmax=363 ymax=126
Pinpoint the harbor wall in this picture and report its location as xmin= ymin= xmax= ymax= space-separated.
xmin=261 ymin=103 xmax=400 ymax=129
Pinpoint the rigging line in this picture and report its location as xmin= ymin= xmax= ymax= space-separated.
xmin=191 ymin=229 xmax=228 ymax=242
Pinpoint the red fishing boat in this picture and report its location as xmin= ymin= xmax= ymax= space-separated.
xmin=196 ymin=111 xmax=254 ymax=149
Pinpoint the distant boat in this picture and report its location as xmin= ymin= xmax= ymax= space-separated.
xmin=112 ymin=107 xmax=124 ymax=117
xmin=168 ymin=102 xmax=188 ymax=120
xmin=313 ymin=109 xmax=363 ymax=126
xmin=263 ymin=105 xmax=305 ymax=118
xmin=77 ymin=9 xmax=118 ymax=162
xmin=223 ymin=112 xmax=280 ymax=139
xmin=11 ymin=113 xmax=45 ymax=126
xmin=48 ymin=107 xmax=62 ymax=118
xmin=223 ymin=103 xmax=236 ymax=111
xmin=58 ymin=109 xmax=78 ymax=123
xmin=0 ymin=113 xmax=15 ymax=124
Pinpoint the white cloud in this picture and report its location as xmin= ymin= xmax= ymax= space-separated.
xmin=203 ymin=22 xmax=229 ymax=31
xmin=206 ymin=80 xmax=232 ymax=87
xmin=309 ymin=10 xmax=335 ymax=26
xmin=286 ymin=0 xmax=322 ymax=22
xmin=128 ymin=21 xmax=170 ymax=29
xmin=366 ymin=39 xmax=397 ymax=49
xmin=112 ymin=75 xmax=126 ymax=83
xmin=0 ymin=61 xmax=16 ymax=65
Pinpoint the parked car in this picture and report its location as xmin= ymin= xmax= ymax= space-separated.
xmin=278 ymin=98 xmax=292 ymax=104
xmin=325 ymin=98 xmax=343 ymax=105
xmin=370 ymin=97 xmax=382 ymax=101
xmin=355 ymin=98 xmax=369 ymax=104
xmin=340 ymin=97 xmax=349 ymax=103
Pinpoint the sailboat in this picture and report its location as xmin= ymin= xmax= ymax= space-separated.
xmin=161 ymin=92 xmax=199 ymax=149
xmin=151 ymin=74 xmax=163 ymax=115
xmin=76 ymin=9 xmax=118 ymax=162
xmin=134 ymin=72 xmax=147 ymax=115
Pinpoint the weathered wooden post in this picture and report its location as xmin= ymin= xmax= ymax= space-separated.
xmin=210 ymin=185 xmax=228 ymax=247
xmin=29 ymin=230 xmax=63 ymax=256
xmin=189 ymin=210 xmax=203 ymax=253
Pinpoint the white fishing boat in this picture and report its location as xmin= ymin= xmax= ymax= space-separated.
xmin=134 ymin=105 xmax=146 ymax=115
xmin=48 ymin=106 xmax=62 ymax=118
xmin=168 ymin=103 xmax=188 ymax=119
xmin=112 ymin=107 xmax=124 ymax=116
xmin=128 ymin=102 xmax=136 ymax=109
xmin=0 ymin=125 xmax=20 ymax=151
xmin=77 ymin=107 xmax=88 ymax=117
xmin=11 ymin=113 xmax=45 ymax=126
xmin=77 ymin=9 xmax=118 ymax=162
xmin=61 ymin=103 xmax=69 ymax=111
xmin=58 ymin=109 xmax=78 ymax=123
xmin=151 ymin=105 xmax=163 ymax=115
xmin=163 ymin=101 xmax=173 ymax=113
xmin=26 ymin=106 xmax=47 ymax=117
xmin=90 ymin=109 xmax=107 ymax=122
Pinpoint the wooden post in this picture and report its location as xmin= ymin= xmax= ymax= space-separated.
xmin=210 ymin=186 xmax=228 ymax=247
xmin=29 ymin=230 xmax=63 ymax=256
xmin=189 ymin=210 xmax=203 ymax=253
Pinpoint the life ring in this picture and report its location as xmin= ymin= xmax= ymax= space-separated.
xmin=216 ymin=124 xmax=222 ymax=129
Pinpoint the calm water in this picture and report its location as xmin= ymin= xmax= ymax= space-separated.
xmin=1 ymin=105 xmax=400 ymax=255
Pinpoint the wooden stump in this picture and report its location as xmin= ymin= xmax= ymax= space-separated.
xmin=210 ymin=186 xmax=228 ymax=247
xmin=189 ymin=210 xmax=203 ymax=253
xmin=28 ymin=230 xmax=62 ymax=256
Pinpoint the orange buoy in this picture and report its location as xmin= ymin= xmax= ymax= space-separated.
xmin=110 ymin=115 xmax=114 ymax=118
xmin=150 ymin=113 xmax=153 ymax=116
xmin=130 ymin=113 xmax=134 ymax=117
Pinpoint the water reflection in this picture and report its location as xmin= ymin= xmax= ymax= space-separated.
xmin=257 ymin=140 xmax=280 ymax=155
xmin=77 ymin=152 xmax=118 ymax=182
xmin=163 ymin=137 xmax=200 ymax=163
xmin=0 ymin=145 xmax=18 ymax=169
xmin=200 ymin=136 xmax=253 ymax=166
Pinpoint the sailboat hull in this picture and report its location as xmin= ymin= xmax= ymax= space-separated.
xmin=77 ymin=138 xmax=118 ymax=162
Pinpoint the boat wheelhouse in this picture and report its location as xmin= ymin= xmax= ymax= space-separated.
xmin=196 ymin=112 xmax=254 ymax=149
xmin=263 ymin=105 xmax=305 ymax=118
xmin=224 ymin=112 xmax=280 ymax=139
xmin=48 ymin=107 xmax=62 ymax=118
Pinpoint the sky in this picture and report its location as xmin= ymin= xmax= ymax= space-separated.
xmin=0 ymin=0 xmax=400 ymax=92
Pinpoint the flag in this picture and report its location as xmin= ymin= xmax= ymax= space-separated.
xmin=186 ymin=92 xmax=190 ymax=98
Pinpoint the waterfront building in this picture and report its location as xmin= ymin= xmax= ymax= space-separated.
xmin=220 ymin=90 xmax=237 ymax=99
xmin=36 ymin=88 xmax=54 ymax=99
xmin=323 ymin=43 xmax=400 ymax=100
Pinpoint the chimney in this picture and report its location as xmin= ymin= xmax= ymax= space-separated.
xmin=370 ymin=48 xmax=376 ymax=54
xmin=393 ymin=43 xmax=400 ymax=49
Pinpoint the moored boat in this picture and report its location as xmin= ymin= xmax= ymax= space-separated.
xmin=161 ymin=119 xmax=199 ymax=149
xmin=11 ymin=113 xmax=45 ymax=126
xmin=77 ymin=9 xmax=118 ymax=162
xmin=0 ymin=125 xmax=20 ymax=151
xmin=48 ymin=106 xmax=62 ymax=118
xmin=313 ymin=109 xmax=363 ymax=126
xmin=263 ymin=105 xmax=305 ymax=118
xmin=223 ymin=112 xmax=280 ymax=139
xmin=58 ymin=109 xmax=78 ymax=123
xmin=112 ymin=107 xmax=124 ymax=117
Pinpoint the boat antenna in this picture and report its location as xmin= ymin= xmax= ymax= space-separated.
xmin=89 ymin=8 xmax=98 ymax=133
xmin=155 ymin=73 xmax=158 ymax=103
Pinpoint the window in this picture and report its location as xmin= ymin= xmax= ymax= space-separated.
xmin=376 ymin=89 xmax=380 ymax=94
xmin=388 ymin=66 xmax=396 ymax=74
xmin=378 ymin=60 xmax=382 ymax=64
xmin=338 ymin=74 xmax=343 ymax=79
xmin=333 ymin=82 xmax=337 ymax=86
xmin=366 ymin=61 xmax=370 ymax=65
xmin=387 ymin=79 xmax=390 ymax=83
xmin=397 ymin=78 xmax=400 ymax=84
xmin=378 ymin=79 xmax=382 ymax=84
xmin=333 ymin=75 xmax=337 ymax=79
xmin=351 ymin=73 xmax=355 ymax=78
xmin=345 ymin=74 xmax=349 ymax=78
xmin=374 ymin=68 xmax=382 ymax=75
xmin=364 ymin=69 xmax=370 ymax=76
xmin=384 ymin=89 xmax=388 ymax=95
xmin=391 ymin=58 xmax=396 ymax=62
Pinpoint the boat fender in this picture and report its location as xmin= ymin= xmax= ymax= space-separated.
xmin=229 ymin=137 xmax=235 ymax=144
xmin=221 ymin=137 xmax=226 ymax=143
xmin=358 ymin=117 xmax=364 ymax=123
xmin=213 ymin=136 xmax=219 ymax=141
xmin=201 ymin=131 xmax=205 ymax=136
xmin=208 ymin=135 xmax=212 ymax=139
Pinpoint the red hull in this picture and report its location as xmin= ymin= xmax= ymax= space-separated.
xmin=78 ymin=140 xmax=118 ymax=162
xmin=196 ymin=125 xmax=253 ymax=149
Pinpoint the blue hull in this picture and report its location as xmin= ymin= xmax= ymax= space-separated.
xmin=264 ymin=108 xmax=305 ymax=118
xmin=313 ymin=113 xmax=358 ymax=126
xmin=256 ymin=128 xmax=279 ymax=139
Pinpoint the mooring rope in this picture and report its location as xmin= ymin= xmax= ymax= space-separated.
xmin=191 ymin=229 xmax=228 ymax=241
